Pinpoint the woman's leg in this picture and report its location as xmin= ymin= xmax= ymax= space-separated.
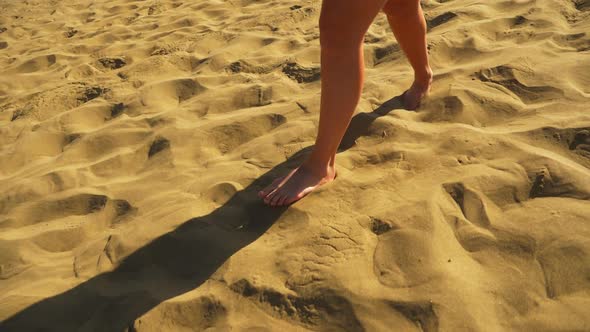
xmin=382 ymin=0 xmax=433 ymax=110
xmin=258 ymin=0 xmax=388 ymax=206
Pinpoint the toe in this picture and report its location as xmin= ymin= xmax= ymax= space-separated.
xmin=264 ymin=189 xmax=278 ymax=204
xmin=270 ymin=191 xmax=283 ymax=206
xmin=277 ymin=193 xmax=289 ymax=206
xmin=266 ymin=191 xmax=277 ymax=205
xmin=259 ymin=177 xmax=284 ymax=198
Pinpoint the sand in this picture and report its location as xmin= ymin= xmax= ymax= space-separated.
xmin=1 ymin=0 xmax=590 ymax=330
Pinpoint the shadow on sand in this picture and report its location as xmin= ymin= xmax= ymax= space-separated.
xmin=0 ymin=94 xmax=405 ymax=331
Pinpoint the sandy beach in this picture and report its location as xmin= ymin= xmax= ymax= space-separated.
xmin=1 ymin=0 xmax=590 ymax=330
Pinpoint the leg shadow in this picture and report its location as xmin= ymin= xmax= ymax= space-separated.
xmin=0 ymin=94 xmax=405 ymax=331
xmin=339 ymin=93 xmax=406 ymax=150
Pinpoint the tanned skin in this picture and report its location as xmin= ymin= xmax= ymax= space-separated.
xmin=259 ymin=0 xmax=433 ymax=206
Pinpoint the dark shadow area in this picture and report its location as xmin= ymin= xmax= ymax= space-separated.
xmin=0 ymin=94 xmax=406 ymax=331
xmin=339 ymin=94 xmax=406 ymax=151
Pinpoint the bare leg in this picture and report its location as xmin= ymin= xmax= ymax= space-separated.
xmin=258 ymin=0 xmax=388 ymax=206
xmin=382 ymin=0 xmax=433 ymax=110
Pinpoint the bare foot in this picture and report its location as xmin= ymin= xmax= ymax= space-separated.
xmin=258 ymin=163 xmax=337 ymax=207
xmin=402 ymin=74 xmax=433 ymax=110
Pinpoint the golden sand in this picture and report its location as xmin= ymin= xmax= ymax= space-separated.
xmin=1 ymin=0 xmax=590 ymax=330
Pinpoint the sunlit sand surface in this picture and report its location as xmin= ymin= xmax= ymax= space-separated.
xmin=1 ymin=0 xmax=590 ymax=330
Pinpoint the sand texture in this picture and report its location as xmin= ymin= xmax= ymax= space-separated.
xmin=1 ymin=0 xmax=590 ymax=330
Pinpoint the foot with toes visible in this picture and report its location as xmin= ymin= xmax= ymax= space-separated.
xmin=258 ymin=162 xmax=336 ymax=207
xmin=402 ymin=70 xmax=433 ymax=110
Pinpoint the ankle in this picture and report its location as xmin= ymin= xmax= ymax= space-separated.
xmin=414 ymin=67 xmax=433 ymax=85
xmin=301 ymin=157 xmax=333 ymax=178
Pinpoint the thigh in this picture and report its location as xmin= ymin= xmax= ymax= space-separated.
xmin=319 ymin=0 xmax=389 ymax=46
